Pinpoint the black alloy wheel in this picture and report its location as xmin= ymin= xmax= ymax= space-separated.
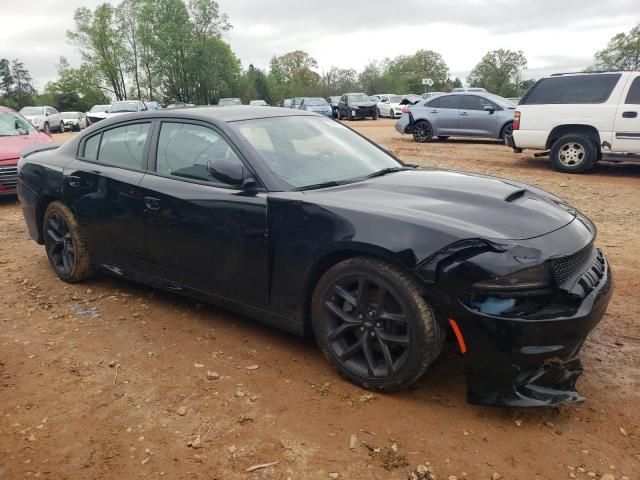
xmin=412 ymin=120 xmax=433 ymax=143
xmin=501 ymin=122 xmax=513 ymax=140
xmin=312 ymin=258 xmax=443 ymax=391
xmin=45 ymin=212 xmax=75 ymax=277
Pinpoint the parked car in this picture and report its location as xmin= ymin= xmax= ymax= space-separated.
xmin=396 ymin=92 xmax=516 ymax=143
xmin=423 ymin=92 xmax=447 ymax=99
xmin=17 ymin=106 xmax=612 ymax=407
xmin=145 ymin=101 xmax=162 ymax=110
xmin=399 ymin=94 xmax=424 ymax=105
xmin=370 ymin=95 xmax=381 ymax=102
xmin=292 ymin=97 xmax=304 ymax=109
xmin=249 ymin=100 xmax=269 ymax=106
xmin=283 ymin=99 xmax=293 ymax=108
xmin=19 ymin=106 xmax=64 ymax=133
xmin=299 ymin=97 xmax=332 ymax=117
xmin=376 ymin=94 xmax=404 ymax=119
xmin=60 ymin=112 xmax=88 ymax=132
xmin=506 ymin=97 xmax=521 ymax=104
xmin=107 ymin=100 xmax=148 ymax=118
xmin=508 ymin=71 xmax=640 ymax=173
xmin=218 ymin=98 xmax=242 ymax=106
xmin=165 ymin=102 xmax=192 ymax=109
xmin=87 ymin=104 xmax=110 ymax=124
xmin=337 ymin=93 xmax=378 ymax=120
xmin=327 ymin=96 xmax=341 ymax=118
xmin=452 ymin=87 xmax=488 ymax=93
xmin=0 ymin=106 xmax=53 ymax=196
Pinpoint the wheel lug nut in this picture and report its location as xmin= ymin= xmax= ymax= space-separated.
xmin=370 ymin=332 xmax=375 ymax=337
xmin=360 ymin=326 xmax=365 ymax=332
xmin=375 ymin=323 xmax=381 ymax=328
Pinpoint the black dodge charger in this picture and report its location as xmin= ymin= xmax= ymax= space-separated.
xmin=17 ymin=107 xmax=612 ymax=407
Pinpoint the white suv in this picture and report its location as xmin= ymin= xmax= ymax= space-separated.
xmin=508 ymin=71 xmax=640 ymax=173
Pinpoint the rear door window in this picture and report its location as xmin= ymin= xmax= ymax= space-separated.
xmin=521 ymin=74 xmax=621 ymax=104
xmin=87 ymin=123 xmax=151 ymax=169
xmin=625 ymin=76 xmax=640 ymax=104
xmin=437 ymin=95 xmax=461 ymax=109
xmin=462 ymin=95 xmax=497 ymax=111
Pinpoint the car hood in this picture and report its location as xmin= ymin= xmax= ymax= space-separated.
xmin=351 ymin=101 xmax=377 ymax=108
xmin=0 ymin=134 xmax=54 ymax=161
xmin=304 ymin=170 xmax=576 ymax=241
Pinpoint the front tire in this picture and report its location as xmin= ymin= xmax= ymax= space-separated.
xmin=550 ymin=134 xmax=597 ymax=173
xmin=412 ymin=120 xmax=433 ymax=143
xmin=312 ymin=257 xmax=443 ymax=392
xmin=59 ymin=122 xmax=65 ymax=133
xmin=389 ymin=109 xmax=395 ymax=118
xmin=43 ymin=201 xmax=94 ymax=283
xmin=43 ymin=122 xmax=49 ymax=133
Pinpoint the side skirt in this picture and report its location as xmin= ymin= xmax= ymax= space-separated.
xmin=94 ymin=261 xmax=304 ymax=336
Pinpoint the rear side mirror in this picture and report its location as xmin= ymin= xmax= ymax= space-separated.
xmin=207 ymin=158 xmax=256 ymax=189
xmin=483 ymin=105 xmax=495 ymax=114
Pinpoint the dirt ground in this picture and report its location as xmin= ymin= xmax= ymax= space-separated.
xmin=1 ymin=120 xmax=638 ymax=480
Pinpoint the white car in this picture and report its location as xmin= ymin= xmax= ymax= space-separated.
xmin=509 ymin=71 xmax=640 ymax=173
xmin=87 ymin=104 xmax=111 ymax=124
xmin=60 ymin=112 xmax=88 ymax=131
xmin=376 ymin=94 xmax=405 ymax=118
xmin=19 ymin=106 xmax=64 ymax=133
xmin=107 ymin=100 xmax=148 ymax=118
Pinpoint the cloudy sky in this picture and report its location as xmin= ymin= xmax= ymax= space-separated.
xmin=1 ymin=0 xmax=639 ymax=90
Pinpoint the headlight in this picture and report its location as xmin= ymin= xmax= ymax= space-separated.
xmin=473 ymin=263 xmax=550 ymax=291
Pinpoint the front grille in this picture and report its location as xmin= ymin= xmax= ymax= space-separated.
xmin=0 ymin=166 xmax=18 ymax=190
xmin=552 ymin=245 xmax=606 ymax=296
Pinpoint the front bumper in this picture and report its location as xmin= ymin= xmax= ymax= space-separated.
xmin=451 ymin=255 xmax=612 ymax=407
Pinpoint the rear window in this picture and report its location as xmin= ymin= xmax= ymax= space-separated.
xmin=625 ymin=77 xmax=640 ymax=104
xmin=520 ymin=74 xmax=621 ymax=105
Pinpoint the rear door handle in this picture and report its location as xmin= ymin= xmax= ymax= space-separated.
xmin=144 ymin=196 xmax=161 ymax=211
xmin=622 ymin=111 xmax=638 ymax=118
xmin=459 ymin=112 xmax=469 ymax=116
xmin=430 ymin=110 xmax=439 ymax=114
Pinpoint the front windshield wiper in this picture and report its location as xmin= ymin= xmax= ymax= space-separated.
xmin=294 ymin=179 xmax=356 ymax=191
xmin=365 ymin=166 xmax=415 ymax=179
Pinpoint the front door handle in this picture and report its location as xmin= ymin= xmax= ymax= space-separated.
xmin=68 ymin=175 xmax=84 ymax=188
xmin=622 ymin=111 xmax=638 ymax=118
xmin=144 ymin=196 xmax=161 ymax=211
xmin=430 ymin=110 xmax=439 ymax=114
xmin=459 ymin=112 xmax=469 ymax=116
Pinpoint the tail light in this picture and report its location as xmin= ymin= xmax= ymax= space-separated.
xmin=402 ymin=107 xmax=410 ymax=114
xmin=513 ymin=111 xmax=521 ymax=130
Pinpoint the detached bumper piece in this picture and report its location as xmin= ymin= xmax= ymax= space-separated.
xmin=457 ymin=253 xmax=612 ymax=407
xmin=504 ymin=134 xmax=522 ymax=153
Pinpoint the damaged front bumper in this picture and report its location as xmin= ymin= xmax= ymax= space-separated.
xmin=450 ymin=254 xmax=612 ymax=407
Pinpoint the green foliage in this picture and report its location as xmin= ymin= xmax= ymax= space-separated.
xmin=0 ymin=58 xmax=37 ymax=109
xmin=44 ymin=57 xmax=110 ymax=111
xmin=385 ymin=50 xmax=450 ymax=93
xmin=593 ymin=24 xmax=640 ymax=71
xmin=467 ymin=49 xmax=527 ymax=97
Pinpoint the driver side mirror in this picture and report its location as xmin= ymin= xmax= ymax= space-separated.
xmin=207 ymin=158 xmax=256 ymax=189
xmin=483 ymin=105 xmax=495 ymax=114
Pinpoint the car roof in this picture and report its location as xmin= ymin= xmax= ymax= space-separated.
xmin=90 ymin=106 xmax=317 ymax=125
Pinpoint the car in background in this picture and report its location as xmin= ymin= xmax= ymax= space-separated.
xmin=508 ymin=71 xmax=640 ymax=173
xmin=87 ymin=104 xmax=111 ymax=124
xmin=423 ymin=92 xmax=447 ymax=100
xmin=396 ymin=92 xmax=516 ymax=143
xmin=218 ymin=98 xmax=243 ymax=106
xmin=376 ymin=94 xmax=404 ymax=119
xmin=283 ymin=99 xmax=293 ymax=108
xmin=19 ymin=106 xmax=64 ymax=133
xmin=249 ymin=100 xmax=269 ymax=106
xmin=165 ymin=102 xmax=192 ymax=109
xmin=0 ymin=106 xmax=53 ymax=196
xmin=145 ymin=101 xmax=162 ymax=110
xmin=337 ymin=93 xmax=378 ymax=120
xmin=327 ymin=96 xmax=341 ymax=118
xmin=399 ymin=94 xmax=424 ymax=105
xmin=60 ymin=112 xmax=88 ymax=132
xmin=107 ymin=100 xmax=148 ymax=118
xmin=299 ymin=97 xmax=332 ymax=117
xmin=452 ymin=87 xmax=488 ymax=93
xmin=292 ymin=97 xmax=304 ymax=109
xmin=370 ymin=95 xmax=381 ymax=102
xmin=17 ymin=106 xmax=613 ymax=407
xmin=506 ymin=97 xmax=521 ymax=104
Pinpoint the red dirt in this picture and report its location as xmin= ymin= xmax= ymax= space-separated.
xmin=1 ymin=121 xmax=638 ymax=479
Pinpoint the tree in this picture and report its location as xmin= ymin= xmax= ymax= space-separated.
xmin=358 ymin=60 xmax=388 ymax=95
xmin=385 ymin=50 xmax=449 ymax=94
xmin=0 ymin=58 xmax=36 ymax=109
xmin=45 ymin=57 xmax=110 ymax=111
xmin=593 ymin=24 xmax=640 ymax=71
xmin=467 ymin=49 xmax=527 ymax=97
xmin=320 ymin=66 xmax=359 ymax=96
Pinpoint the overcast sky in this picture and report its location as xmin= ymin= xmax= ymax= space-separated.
xmin=1 ymin=0 xmax=639 ymax=90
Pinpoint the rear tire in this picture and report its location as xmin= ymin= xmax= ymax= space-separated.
xmin=550 ymin=134 xmax=597 ymax=173
xmin=389 ymin=109 xmax=395 ymax=118
xmin=412 ymin=120 xmax=433 ymax=143
xmin=59 ymin=122 xmax=65 ymax=133
xmin=43 ymin=201 xmax=94 ymax=283
xmin=311 ymin=257 xmax=444 ymax=392
xmin=43 ymin=122 xmax=49 ymax=133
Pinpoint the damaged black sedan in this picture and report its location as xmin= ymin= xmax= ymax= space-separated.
xmin=17 ymin=107 xmax=612 ymax=407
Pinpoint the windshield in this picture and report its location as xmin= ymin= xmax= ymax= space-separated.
xmin=306 ymin=98 xmax=328 ymax=106
xmin=110 ymin=102 xmax=138 ymax=113
xmin=90 ymin=105 xmax=110 ymax=113
xmin=348 ymin=94 xmax=370 ymax=102
xmin=389 ymin=95 xmax=402 ymax=103
xmin=233 ymin=116 xmax=400 ymax=189
xmin=61 ymin=112 xmax=78 ymax=119
xmin=219 ymin=98 xmax=242 ymax=106
xmin=19 ymin=107 xmax=44 ymax=116
xmin=0 ymin=112 xmax=37 ymax=136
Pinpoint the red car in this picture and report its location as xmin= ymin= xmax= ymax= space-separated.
xmin=0 ymin=106 xmax=54 ymax=196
